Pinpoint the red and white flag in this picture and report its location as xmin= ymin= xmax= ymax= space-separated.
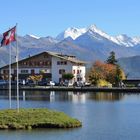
xmin=1 ymin=26 xmax=16 ymax=47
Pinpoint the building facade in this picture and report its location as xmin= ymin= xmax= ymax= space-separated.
xmin=0 ymin=51 xmax=86 ymax=84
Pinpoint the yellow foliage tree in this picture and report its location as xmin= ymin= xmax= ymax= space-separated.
xmin=28 ymin=75 xmax=43 ymax=84
xmin=89 ymin=61 xmax=126 ymax=86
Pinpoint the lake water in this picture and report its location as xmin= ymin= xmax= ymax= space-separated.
xmin=0 ymin=90 xmax=140 ymax=140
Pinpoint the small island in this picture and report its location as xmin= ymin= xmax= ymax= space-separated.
xmin=0 ymin=108 xmax=82 ymax=129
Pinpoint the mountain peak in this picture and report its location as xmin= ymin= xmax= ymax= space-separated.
xmin=25 ymin=34 xmax=40 ymax=39
xmin=88 ymin=24 xmax=98 ymax=31
xmin=56 ymin=24 xmax=140 ymax=47
xmin=56 ymin=27 xmax=86 ymax=40
xmin=87 ymin=24 xmax=109 ymax=37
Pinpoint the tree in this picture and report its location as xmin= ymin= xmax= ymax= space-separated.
xmin=28 ymin=75 xmax=43 ymax=84
xmin=89 ymin=61 xmax=106 ymax=85
xmin=88 ymin=60 xmax=126 ymax=86
xmin=106 ymin=51 xmax=117 ymax=65
xmin=62 ymin=73 xmax=74 ymax=81
xmin=115 ymin=65 xmax=126 ymax=86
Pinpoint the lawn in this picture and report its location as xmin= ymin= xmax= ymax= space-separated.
xmin=0 ymin=108 xmax=82 ymax=129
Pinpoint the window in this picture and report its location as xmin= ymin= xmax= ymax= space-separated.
xmin=21 ymin=70 xmax=28 ymax=74
xmin=57 ymin=61 xmax=60 ymax=65
xmin=45 ymin=61 xmax=51 ymax=66
xmin=77 ymin=70 xmax=79 ymax=74
xmin=29 ymin=61 xmax=33 ymax=66
xmin=57 ymin=61 xmax=67 ymax=65
xmin=73 ymin=70 xmax=75 ymax=74
xmin=31 ymin=69 xmax=35 ymax=75
xmin=24 ymin=62 xmax=28 ymax=65
xmin=59 ymin=69 xmax=65 ymax=74
xmin=61 ymin=61 xmax=63 ymax=65
xmin=40 ymin=61 xmax=43 ymax=65
xmin=3 ymin=70 xmax=9 ymax=74
xmin=14 ymin=70 xmax=17 ymax=74
xmin=77 ymin=77 xmax=82 ymax=81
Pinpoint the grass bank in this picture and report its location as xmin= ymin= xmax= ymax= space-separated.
xmin=0 ymin=108 xmax=82 ymax=129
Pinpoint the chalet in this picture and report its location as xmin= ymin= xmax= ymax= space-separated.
xmin=0 ymin=51 xmax=86 ymax=84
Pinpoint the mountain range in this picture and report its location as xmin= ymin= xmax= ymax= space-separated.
xmin=0 ymin=24 xmax=140 ymax=77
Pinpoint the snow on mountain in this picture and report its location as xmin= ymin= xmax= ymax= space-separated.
xmin=56 ymin=27 xmax=87 ymax=40
xmin=56 ymin=24 xmax=140 ymax=47
xmin=114 ymin=34 xmax=135 ymax=47
xmin=28 ymin=34 xmax=40 ymax=39
xmin=86 ymin=25 xmax=119 ymax=43
xmin=132 ymin=37 xmax=140 ymax=44
xmin=23 ymin=34 xmax=40 ymax=40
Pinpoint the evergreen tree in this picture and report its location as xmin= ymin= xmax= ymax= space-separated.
xmin=106 ymin=51 xmax=117 ymax=65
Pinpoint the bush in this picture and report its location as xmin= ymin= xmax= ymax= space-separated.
xmin=97 ymin=80 xmax=112 ymax=87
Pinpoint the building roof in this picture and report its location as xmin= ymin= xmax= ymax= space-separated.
xmin=0 ymin=51 xmax=86 ymax=69
xmin=47 ymin=51 xmax=86 ymax=64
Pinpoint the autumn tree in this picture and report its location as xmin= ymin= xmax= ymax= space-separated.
xmin=89 ymin=61 xmax=106 ymax=85
xmin=28 ymin=75 xmax=43 ymax=84
xmin=89 ymin=60 xmax=126 ymax=86
xmin=114 ymin=65 xmax=126 ymax=86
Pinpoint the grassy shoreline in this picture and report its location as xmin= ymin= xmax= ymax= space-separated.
xmin=0 ymin=108 xmax=82 ymax=129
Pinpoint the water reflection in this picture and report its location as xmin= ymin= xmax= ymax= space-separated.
xmin=88 ymin=92 xmax=124 ymax=101
xmin=68 ymin=92 xmax=86 ymax=103
xmin=50 ymin=91 xmax=55 ymax=102
xmin=0 ymin=91 xmax=140 ymax=140
xmin=22 ymin=91 xmax=26 ymax=101
xmin=0 ymin=90 xmax=127 ymax=102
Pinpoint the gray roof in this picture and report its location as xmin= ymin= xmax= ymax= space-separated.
xmin=47 ymin=51 xmax=86 ymax=64
xmin=0 ymin=51 xmax=86 ymax=69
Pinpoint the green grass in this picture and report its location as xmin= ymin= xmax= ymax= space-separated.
xmin=0 ymin=108 xmax=82 ymax=129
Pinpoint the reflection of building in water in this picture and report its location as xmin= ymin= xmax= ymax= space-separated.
xmin=67 ymin=91 xmax=73 ymax=101
xmin=88 ymin=92 xmax=124 ymax=101
xmin=50 ymin=91 xmax=55 ymax=102
xmin=71 ymin=92 xmax=86 ymax=103
xmin=22 ymin=91 xmax=26 ymax=101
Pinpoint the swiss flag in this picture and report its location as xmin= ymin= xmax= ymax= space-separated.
xmin=1 ymin=26 xmax=16 ymax=47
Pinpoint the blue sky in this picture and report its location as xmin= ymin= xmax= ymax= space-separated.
xmin=0 ymin=0 xmax=140 ymax=37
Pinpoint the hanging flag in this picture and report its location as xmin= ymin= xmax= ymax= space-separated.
xmin=1 ymin=26 xmax=16 ymax=47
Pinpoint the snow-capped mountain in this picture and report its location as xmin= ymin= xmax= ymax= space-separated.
xmin=57 ymin=24 xmax=140 ymax=47
xmin=1 ymin=24 xmax=140 ymax=78
xmin=56 ymin=27 xmax=87 ymax=40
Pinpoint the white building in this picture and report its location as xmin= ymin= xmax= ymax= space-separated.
xmin=0 ymin=51 xmax=86 ymax=84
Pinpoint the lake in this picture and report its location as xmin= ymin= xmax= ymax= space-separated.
xmin=0 ymin=90 xmax=140 ymax=140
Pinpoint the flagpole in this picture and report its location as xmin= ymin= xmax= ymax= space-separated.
xmin=9 ymin=43 xmax=12 ymax=109
xmin=1 ymin=26 xmax=17 ymax=110
xmin=16 ymin=23 xmax=19 ymax=112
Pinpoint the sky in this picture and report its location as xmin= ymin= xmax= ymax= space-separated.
xmin=0 ymin=0 xmax=140 ymax=38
